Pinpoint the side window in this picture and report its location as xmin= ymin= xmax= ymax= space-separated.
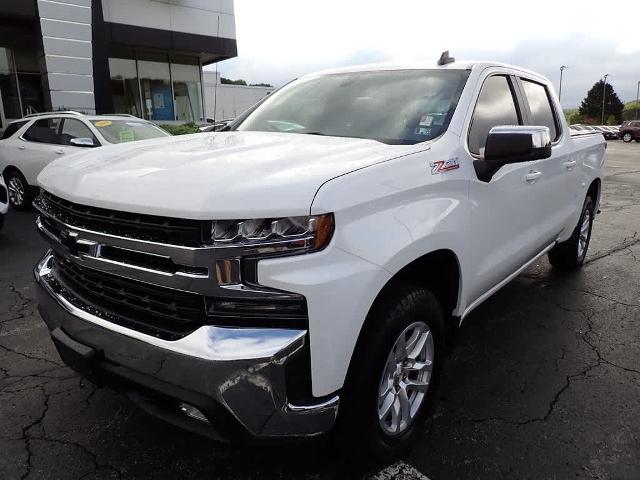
xmin=60 ymin=119 xmax=98 ymax=146
xmin=22 ymin=118 xmax=62 ymax=144
xmin=521 ymin=79 xmax=559 ymax=141
xmin=1 ymin=120 xmax=28 ymax=139
xmin=468 ymin=76 xmax=520 ymax=155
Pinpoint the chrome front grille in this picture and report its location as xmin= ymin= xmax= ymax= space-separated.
xmin=36 ymin=191 xmax=212 ymax=247
xmin=34 ymin=192 xmax=310 ymax=338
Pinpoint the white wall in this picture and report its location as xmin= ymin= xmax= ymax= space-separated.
xmin=38 ymin=0 xmax=95 ymax=113
xmin=101 ymin=0 xmax=236 ymax=39
xmin=203 ymin=71 xmax=273 ymax=121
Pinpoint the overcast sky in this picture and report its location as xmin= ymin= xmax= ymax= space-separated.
xmin=211 ymin=0 xmax=640 ymax=109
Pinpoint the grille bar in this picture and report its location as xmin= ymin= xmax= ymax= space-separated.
xmin=52 ymin=255 xmax=207 ymax=340
xmin=38 ymin=191 xmax=212 ymax=247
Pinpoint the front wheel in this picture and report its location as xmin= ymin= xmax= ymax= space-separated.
xmin=622 ymin=132 xmax=632 ymax=142
xmin=5 ymin=170 xmax=32 ymax=210
xmin=335 ymin=284 xmax=445 ymax=464
xmin=548 ymin=196 xmax=594 ymax=270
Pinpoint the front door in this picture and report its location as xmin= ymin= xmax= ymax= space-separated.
xmin=463 ymin=74 xmax=550 ymax=305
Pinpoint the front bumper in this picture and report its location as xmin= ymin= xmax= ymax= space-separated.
xmin=35 ymin=251 xmax=339 ymax=440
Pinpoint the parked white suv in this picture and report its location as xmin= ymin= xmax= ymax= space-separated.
xmin=33 ymin=60 xmax=605 ymax=460
xmin=0 ymin=112 xmax=169 ymax=209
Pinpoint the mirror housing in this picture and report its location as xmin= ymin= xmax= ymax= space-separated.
xmin=475 ymin=126 xmax=552 ymax=182
xmin=485 ymin=125 xmax=551 ymax=162
xmin=70 ymin=137 xmax=95 ymax=148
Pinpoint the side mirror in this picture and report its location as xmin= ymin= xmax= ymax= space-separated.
xmin=70 ymin=137 xmax=95 ymax=148
xmin=475 ymin=126 xmax=551 ymax=182
xmin=484 ymin=126 xmax=551 ymax=163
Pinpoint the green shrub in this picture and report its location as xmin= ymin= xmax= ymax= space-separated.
xmin=159 ymin=123 xmax=200 ymax=135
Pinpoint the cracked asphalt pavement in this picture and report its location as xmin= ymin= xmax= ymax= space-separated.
xmin=1 ymin=142 xmax=639 ymax=479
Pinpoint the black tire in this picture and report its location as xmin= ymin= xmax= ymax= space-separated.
xmin=621 ymin=132 xmax=632 ymax=142
xmin=548 ymin=196 xmax=594 ymax=270
xmin=335 ymin=283 xmax=446 ymax=465
xmin=5 ymin=169 xmax=32 ymax=210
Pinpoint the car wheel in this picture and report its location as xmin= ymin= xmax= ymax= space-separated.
xmin=335 ymin=283 xmax=445 ymax=465
xmin=5 ymin=170 xmax=32 ymax=210
xmin=548 ymin=196 xmax=594 ymax=270
xmin=622 ymin=132 xmax=632 ymax=142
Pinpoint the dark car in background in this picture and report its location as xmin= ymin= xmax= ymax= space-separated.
xmin=619 ymin=120 xmax=640 ymax=143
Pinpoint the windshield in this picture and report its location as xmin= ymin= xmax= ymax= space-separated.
xmin=90 ymin=119 xmax=169 ymax=144
xmin=235 ymin=69 xmax=470 ymax=144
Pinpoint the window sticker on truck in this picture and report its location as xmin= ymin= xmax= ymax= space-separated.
xmin=429 ymin=158 xmax=460 ymax=174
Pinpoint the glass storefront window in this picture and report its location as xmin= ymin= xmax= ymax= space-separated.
xmin=0 ymin=48 xmax=23 ymax=120
xmin=138 ymin=57 xmax=174 ymax=121
xmin=108 ymin=51 xmax=205 ymax=123
xmin=109 ymin=57 xmax=142 ymax=117
xmin=14 ymin=49 xmax=43 ymax=116
xmin=171 ymin=62 xmax=203 ymax=123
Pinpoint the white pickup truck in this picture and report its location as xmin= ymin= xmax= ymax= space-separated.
xmin=33 ymin=58 xmax=605 ymax=460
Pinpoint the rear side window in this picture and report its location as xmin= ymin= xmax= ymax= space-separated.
xmin=22 ymin=118 xmax=62 ymax=144
xmin=1 ymin=120 xmax=28 ymax=139
xmin=468 ymin=75 xmax=520 ymax=155
xmin=521 ymin=79 xmax=559 ymax=140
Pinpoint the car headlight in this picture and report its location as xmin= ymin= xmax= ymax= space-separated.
xmin=211 ymin=213 xmax=334 ymax=253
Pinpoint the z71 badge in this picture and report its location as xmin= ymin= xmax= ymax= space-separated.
xmin=429 ymin=158 xmax=460 ymax=175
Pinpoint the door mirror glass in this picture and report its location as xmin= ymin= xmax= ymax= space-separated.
xmin=484 ymin=125 xmax=551 ymax=163
xmin=69 ymin=137 xmax=95 ymax=148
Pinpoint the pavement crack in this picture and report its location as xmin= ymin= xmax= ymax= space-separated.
xmin=0 ymin=343 xmax=62 ymax=368
xmin=577 ymin=289 xmax=639 ymax=308
xmin=585 ymin=233 xmax=639 ymax=265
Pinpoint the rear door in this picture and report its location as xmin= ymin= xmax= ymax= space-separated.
xmin=517 ymin=77 xmax=575 ymax=242
xmin=17 ymin=117 xmax=67 ymax=184
xmin=463 ymin=73 xmax=551 ymax=304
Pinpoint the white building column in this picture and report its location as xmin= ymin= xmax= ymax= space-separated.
xmin=37 ymin=0 xmax=95 ymax=114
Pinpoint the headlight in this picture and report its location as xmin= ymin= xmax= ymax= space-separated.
xmin=211 ymin=213 xmax=334 ymax=253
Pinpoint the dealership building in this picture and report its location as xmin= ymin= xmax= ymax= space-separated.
xmin=0 ymin=0 xmax=239 ymax=129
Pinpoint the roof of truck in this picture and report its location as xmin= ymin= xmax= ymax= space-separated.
xmin=307 ymin=61 xmax=546 ymax=79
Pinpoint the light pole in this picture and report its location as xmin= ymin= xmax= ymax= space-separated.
xmin=636 ymin=81 xmax=640 ymax=120
xmin=601 ymin=74 xmax=610 ymax=125
xmin=559 ymin=66 xmax=567 ymax=103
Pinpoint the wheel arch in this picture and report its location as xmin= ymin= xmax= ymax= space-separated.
xmin=587 ymin=177 xmax=601 ymax=210
xmin=357 ymin=249 xmax=462 ymax=350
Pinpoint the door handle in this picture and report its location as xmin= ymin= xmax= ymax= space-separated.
xmin=563 ymin=160 xmax=577 ymax=169
xmin=54 ymin=149 xmax=65 ymax=154
xmin=524 ymin=170 xmax=542 ymax=183
xmin=18 ymin=145 xmax=25 ymax=150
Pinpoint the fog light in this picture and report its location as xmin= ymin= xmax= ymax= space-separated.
xmin=179 ymin=403 xmax=209 ymax=423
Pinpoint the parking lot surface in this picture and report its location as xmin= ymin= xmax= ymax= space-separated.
xmin=1 ymin=141 xmax=638 ymax=479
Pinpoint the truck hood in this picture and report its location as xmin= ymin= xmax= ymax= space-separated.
xmin=38 ymin=131 xmax=428 ymax=219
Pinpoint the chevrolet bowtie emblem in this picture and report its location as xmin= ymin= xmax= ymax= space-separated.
xmin=59 ymin=229 xmax=100 ymax=258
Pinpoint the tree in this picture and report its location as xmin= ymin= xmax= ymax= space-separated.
xmin=622 ymin=101 xmax=640 ymax=121
xmin=566 ymin=110 xmax=583 ymax=125
xmin=578 ymin=80 xmax=624 ymax=124
xmin=220 ymin=77 xmax=247 ymax=86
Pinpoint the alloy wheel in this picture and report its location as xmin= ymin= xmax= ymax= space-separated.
xmin=577 ymin=208 xmax=591 ymax=260
xmin=377 ymin=321 xmax=434 ymax=436
xmin=7 ymin=176 xmax=25 ymax=207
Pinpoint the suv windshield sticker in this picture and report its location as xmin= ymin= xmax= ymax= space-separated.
xmin=94 ymin=120 xmax=112 ymax=127
xmin=430 ymin=158 xmax=460 ymax=175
